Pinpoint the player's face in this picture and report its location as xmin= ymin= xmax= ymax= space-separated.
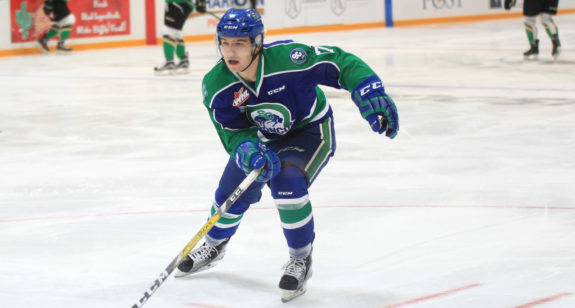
xmin=220 ymin=37 xmax=256 ymax=73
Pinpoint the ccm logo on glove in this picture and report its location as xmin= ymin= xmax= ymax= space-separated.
xmin=358 ymin=81 xmax=383 ymax=96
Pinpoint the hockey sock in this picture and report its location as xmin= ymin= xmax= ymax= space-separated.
xmin=59 ymin=25 xmax=72 ymax=41
xmin=541 ymin=13 xmax=559 ymax=39
xmin=209 ymin=201 xmax=244 ymax=233
xmin=176 ymin=39 xmax=186 ymax=59
xmin=206 ymin=186 xmax=251 ymax=240
xmin=523 ymin=17 xmax=538 ymax=44
xmin=277 ymin=198 xmax=315 ymax=258
xmin=162 ymin=34 xmax=177 ymax=60
xmin=45 ymin=25 xmax=59 ymax=39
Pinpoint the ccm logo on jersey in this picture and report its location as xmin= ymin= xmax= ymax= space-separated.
xmin=359 ymin=81 xmax=383 ymax=96
xmin=233 ymin=87 xmax=250 ymax=107
xmin=267 ymin=85 xmax=286 ymax=95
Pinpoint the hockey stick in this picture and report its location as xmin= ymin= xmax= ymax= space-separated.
xmin=131 ymin=168 xmax=262 ymax=308
xmin=204 ymin=11 xmax=221 ymax=20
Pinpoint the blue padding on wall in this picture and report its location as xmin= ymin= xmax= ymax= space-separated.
xmin=385 ymin=0 xmax=393 ymax=27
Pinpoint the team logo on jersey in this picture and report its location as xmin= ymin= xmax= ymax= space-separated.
xmin=290 ymin=48 xmax=307 ymax=65
xmin=247 ymin=103 xmax=294 ymax=135
xmin=233 ymin=87 xmax=250 ymax=107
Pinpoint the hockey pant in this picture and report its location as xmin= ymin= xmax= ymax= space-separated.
xmin=205 ymin=116 xmax=336 ymax=258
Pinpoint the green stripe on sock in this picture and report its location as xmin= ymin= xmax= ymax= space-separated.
xmin=176 ymin=39 xmax=186 ymax=59
xmin=59 ymin=26 xmax=72 ymax=41
xmin=162 ymin=35 xmax=176 ymax=60
xmin=278 ymin=202 xmax=312 ymax=224
xmin=46 ymin=26 xmax=59 ymax=39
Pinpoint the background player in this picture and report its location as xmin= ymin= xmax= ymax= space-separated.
xmin=505 ymin=0 xmax=562 ymax=59
xmin=37 ymin=0 xmax=75 ymax=53
xmin=154 ymin=0 xmax=206 ymax=73
xmin=173 ymin=8 xmax=399 ymax=302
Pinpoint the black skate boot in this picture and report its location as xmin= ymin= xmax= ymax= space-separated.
xmin=154 ymin=60 xmax=176 ymax=74
xmin=551 ymin=34 xmax=561 ymax=60
xmin=174 ymin=238 xmax=229 ymax=278
xmin=176 ymin=53 xmax=189 ymax=71
xmin=37 ymin=34 xmax=50 ymax=53
xmin=57 ymin=41 xmax=72 ymax=54
xmin=523 ymin=39 xmax=539 ymax=60
xmin=279 ymin=254 xmax=312 ymax=302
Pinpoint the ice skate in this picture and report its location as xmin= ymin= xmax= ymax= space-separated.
xmin=57 ymin=41 xmax=72 ymax=54
xmin=174 ymin=238 xmax=229 ymax=278
xmin=551 ymin=35 xmax=561 ymax=60
xmin=279 ymin=254 xmax=312 ymax=303
xmin=37 ymin=35 xmax=50 ymax=53
xmin=154 ymin=60 xmax=176 ymax=74
xmin=523 ymin=39 xmax=539 ymax=60
xmin=175 ymin=54 xmax=190 ymax=73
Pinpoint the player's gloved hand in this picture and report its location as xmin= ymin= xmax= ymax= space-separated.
xmin=195 ymin=0 xmax=207 ymax=13
xmin=504 ymin=0 xmax=516 ymax=10
xmin=235 ymin=140 xmax=280 ymax=182
xmin=351 ymin=76 xmax=399 ymax=139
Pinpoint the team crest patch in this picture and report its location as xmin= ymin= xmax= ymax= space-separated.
xmin=233 ymin=87 xmax=250 ymax=107
xmin=290 ymin=48 xmax=307 ymax=65
xmin=247 ymin=103 xmax=294 ymax=135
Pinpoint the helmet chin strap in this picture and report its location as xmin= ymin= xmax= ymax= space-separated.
xmin=239 ymin=46 xmax=260 ymax=73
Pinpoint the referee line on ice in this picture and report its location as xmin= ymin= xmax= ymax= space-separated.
xmin=382 ymin=283 xmax=482 ymax=308
xmin=1 ymin=204 xmax=574 ymax=224
xmin=514 ymin=292 xmax=574 ymax=308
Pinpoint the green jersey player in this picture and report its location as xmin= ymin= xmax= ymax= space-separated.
xmin=37 ymin=0 xmax=75 ymax=53
xmin=175 ymin=8 xmax=399 ymax=302
xmin=505 ymin=0 xmax=562 ymax=59
xmin=154 ymin=0 xmax=206 ymax=73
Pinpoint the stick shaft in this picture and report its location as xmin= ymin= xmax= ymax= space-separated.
xmin=131 ymin=169 xmax=261 ymax=308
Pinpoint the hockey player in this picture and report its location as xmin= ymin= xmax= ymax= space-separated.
xmin=505 ymin=0 xmax=562 ymax=59
xmin=154 ymin=0 xmax=207 ymax=74
xmin=37 ymin=0 xmax=75 ymax=53
xmin=174 ymin=8 xmax=399 ymax=302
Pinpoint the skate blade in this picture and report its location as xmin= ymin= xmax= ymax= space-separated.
xmin=154 ymin=70 xmax=176 ymax=76
xmin=36 ymin=45 xmax=50 ymax=54
xmin=174 ymin=260 xmax=221 ymax=278
xmin=174 ymin=68 xmax=190 ymax=75
xmin=281 ymin=287 xmax=306 ymax=303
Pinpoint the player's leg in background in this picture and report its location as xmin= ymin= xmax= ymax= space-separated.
xmin=175 ymin=158 xmax=265 ymax=276
xmin=155 ymin=2 xmax=192 ymax=73
xmin=540 ymin=0 xmax=561 ymax=59
xmin=55 ymin=14 xmax=76 ymax=53
xmin=37 ymin=1 xmax=73 ymax=53
xmin=522 ymin=0 xmax=540 ymax=59
xmin=269 ymin=116 xmax=336 ymax=299
xmin=52 ymin=1 xmax=75 ymax=53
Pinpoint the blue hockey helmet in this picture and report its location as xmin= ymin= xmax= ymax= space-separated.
xmin=216 ymin=8 xmax=264 ymax=48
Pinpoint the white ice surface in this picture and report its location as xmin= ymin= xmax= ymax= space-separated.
xmin=1 ymin=15 xmax=575 ymax=308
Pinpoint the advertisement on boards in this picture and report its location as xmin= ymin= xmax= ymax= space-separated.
xmin=10 ymin=0 xmax=130 ymax=43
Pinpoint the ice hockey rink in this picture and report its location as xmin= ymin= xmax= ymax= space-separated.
xmin=1 ymin=14 xmax=575 ymax=308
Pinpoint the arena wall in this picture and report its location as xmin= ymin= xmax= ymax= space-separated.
xmin=2 ymin=0 xmax=575 ymax=57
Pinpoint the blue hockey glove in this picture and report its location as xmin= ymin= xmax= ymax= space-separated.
xmin=235 ymin=140 xmax=280 ymax=183
xmin=352 ymin=76 xmax=399 ymax=139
